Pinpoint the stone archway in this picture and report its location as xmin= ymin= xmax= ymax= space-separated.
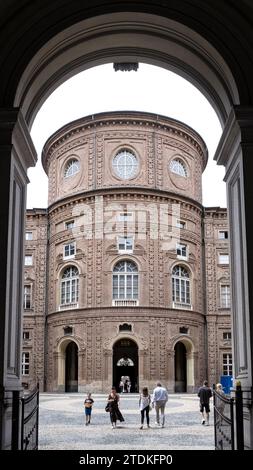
xmin=56 ymin=338 xmax=79 ymax=393
xmin=113 ymin=338 xmax=139 ymax=393
xmin=174 ymin=339 xmax=194 ymax=393
xmin=1 ymin=1 xmax=253 ymax=449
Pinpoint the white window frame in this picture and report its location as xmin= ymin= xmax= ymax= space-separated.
xmin=218 ymin=230 xmax=228 ymax=239
xmin=176 ymin=243 xmax=187 ymax=259
xmin=219 ymin=253 xmax=229 ymax=265
xmin=60 ymin=266 xmax=79 ymax=307
xmin=176 ymin=220 xmax=186 ymax=229
xmin=170 ymin=158 xmax=187 ymax=177
xmin=22 ymin=352 xmax=30 ymax=375
xmin=25 ymin=255 xmax=33 ymax=266
xmin=65 ymin=220 xmax=75 ymax=230
xmin=112 ymin=149 xmax=139 ymax=180
xmin=223 ymin=353 xmax=233 ymax=376
xmin=24 ymin=285 xmax=32 ymax=309
xmin=117 ymin=212 xmax=134 ymax=222
xmin=25 ymin=231 xmax=33 ymax=241
xmin=63 ymin=242 xmax=76 ymax=259
xmin=172 ymin=265 xmax=191 ymax=309
xmin=223 ymin=332 xmax=231 ymax=341
xmin=220 ymin=284 xmax=231 ymax=308
xmin=112 ymin=261 xmax=138 ymax=301
xmin=23 ymin=331 xmax=30 ymax=340
xmin=118 ymin=236 xmax=134 ymax=253
xmin=64 ymin=159 xmax=80 ymax=178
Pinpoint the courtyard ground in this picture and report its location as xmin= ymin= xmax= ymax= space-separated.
xmin=38 ymin=393 xmax=214 ymax=450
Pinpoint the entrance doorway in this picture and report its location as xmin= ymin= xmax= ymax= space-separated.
xmin=65 ymin=342 xmax=78 ymax=392
xmin=113 ymin=339 xmax=138 ymax=392
xmin=174 ymin=342 xmax=187 ymax=392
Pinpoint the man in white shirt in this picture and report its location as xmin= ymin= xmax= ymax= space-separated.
xmin=151 ymin=382 xmax=168 ymax=427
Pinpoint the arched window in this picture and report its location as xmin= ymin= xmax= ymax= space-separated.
xmin=170 ymin=158 xmax=187 ymax=177
xmin=113 ymin=260 xmax=138 ymax=300
xmin=112 ymin=149 xmax=139 ymax=179
xmin=172 ymin=265 xmax=191 ymax=308
xmin=64 ymin=158 xmax=80 ymax=178
xmin=60 ymin=266 xmax=79 ymax=307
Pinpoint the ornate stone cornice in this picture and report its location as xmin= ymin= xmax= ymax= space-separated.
xmin=47 ymin=186 xmax=203 ymax=216
xmin=42 ymin=111 xmax=208 ymax=174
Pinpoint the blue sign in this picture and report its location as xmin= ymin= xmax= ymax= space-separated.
xmin=220 ymin=375 xmax=233 ymax=395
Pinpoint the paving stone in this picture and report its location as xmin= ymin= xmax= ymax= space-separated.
xmin=39 ymin=393 xmax=214 ymax=450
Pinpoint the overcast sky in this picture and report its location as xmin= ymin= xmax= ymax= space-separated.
xmin=29 ymin=63 xmax=225 ymax=209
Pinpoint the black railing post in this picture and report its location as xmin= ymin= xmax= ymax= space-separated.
xmin=11 ymin=390 xmax=20 ymax=450
xmin=36 ymin=383 xmax=39 ymax=450
xmin=20 ymin=394 xmax=25 ymax=450
xmin=235 ymin=384 xmax=244 ymax=450
xmin=213 ymin=386 xmax=217 ymax=449
xmin=230 ymin=397 xmax=235 ymax=450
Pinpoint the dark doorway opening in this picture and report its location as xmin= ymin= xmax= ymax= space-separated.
xmin=113 ymin=338 xmax=138 ymax=392
xmin=174 ymin=342 xmax=187 ymax=392
xmin=65 ymin=342 xmax=78 ymax=392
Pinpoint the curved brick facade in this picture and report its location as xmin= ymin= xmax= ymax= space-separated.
xmin=23 ymin=112 xmax=231 ymax=393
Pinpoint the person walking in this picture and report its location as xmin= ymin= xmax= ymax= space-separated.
xmin=84 ymin=392 xmax=94 ymax=425
xmin=151 ymin=382 xmax=168 ymax=428
xmin=106 ymin=386 xmax=125 ymax=429
xmin=139 ymin=387 xmax=151 ymax=429
xmin=198 ymin=380 xmax=212 ymax=425
xmin=215 ymin=383 xmax=225 ymax=426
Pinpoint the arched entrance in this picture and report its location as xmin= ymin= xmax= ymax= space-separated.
xmin=174 ymin=342 xmax=187 ymax=392
xmin=65 ymin=342 xmax=78 ymax=392
xmin=174 ymin=338 xmax=194 ymax=393
xmin=57 ymin=339 xmax=79 ymax=393
xmin=113 ymin=339 xmax=138 ymax=392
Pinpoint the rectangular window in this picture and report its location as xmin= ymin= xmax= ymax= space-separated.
xmin=22 ymin=352 xmax=30 ymax=375
xmin=25 ymin=255 xmax=33 ymax=266
xmin=220 ymin=285 xmax=231 ymax=308
xmin=176 ymin=243 xmax=187 ymax=258
xmin=25 ymin=231 xmax=33 ymax=240
xmin=23 ymin=331 xmax=30 ymax=340
xmin=64 ymin=242 xmax=76 ymax=258
xmin=65 ymin=220 xmax=75 ymax=230
xmin=223 ymin=332 xmax=232 ymax=340
xmin=24 ymin=285 xmax=31 ymax=309
xmin=219 ymin=254 xmax=229 ymax=264
xmin=118 ymin=237 xmax=134 ymax=252
xmin=118 ymin=212 xmax=133 ymax=222
xmin=176 ymin=220 xmax=186 ymax=229
xmin=218 ymin=230 xmax=228 ymax=239
xmin=223 ymin=353 xmax=233 ymax=376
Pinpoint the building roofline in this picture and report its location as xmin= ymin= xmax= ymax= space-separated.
xmin=41 ymin=110 xmax=208 ymax=174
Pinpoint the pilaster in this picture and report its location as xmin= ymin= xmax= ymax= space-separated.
xmin=0 ymin=108 xmax=37 ymax=449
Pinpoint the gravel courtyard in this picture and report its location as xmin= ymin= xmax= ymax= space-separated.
xmin=38 ymin=393 xmax=214 ymax=450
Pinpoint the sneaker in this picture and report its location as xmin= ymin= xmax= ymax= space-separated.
xmin=206 ymin=421 xmax=210 ymax=426
xmin=111 ymin=425 xmax=114 ymax=429
xmin=161 ymin=424 xmax=165 ymax=428
xmin=155 ymin=422 xmax=160 ymax=426
xmin=140 ymin=426 xmax=143 ymax=429
xmin=201 ymin=419 xmax=205 ymax=425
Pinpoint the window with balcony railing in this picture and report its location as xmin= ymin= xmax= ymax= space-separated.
xmin=112 ymin=260 xmax=138 ymax=305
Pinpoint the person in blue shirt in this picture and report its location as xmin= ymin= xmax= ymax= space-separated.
xmin=151 ymin=382 xmax=168 ymax=428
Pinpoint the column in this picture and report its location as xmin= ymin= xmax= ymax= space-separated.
xmin=215 ymin=106 xmax=253 ymax=448
xmin=166 ymin=350 xmax=175 ymax=393
xmin=0 ymin=108 xmax=37 ymax=449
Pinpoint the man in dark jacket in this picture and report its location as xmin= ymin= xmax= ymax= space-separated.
xmin=198 ymin=380 xmax=212 ymax=425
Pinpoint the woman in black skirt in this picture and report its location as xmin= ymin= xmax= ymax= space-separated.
xmin=107 ymin=386 xmax=125 ymax=428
